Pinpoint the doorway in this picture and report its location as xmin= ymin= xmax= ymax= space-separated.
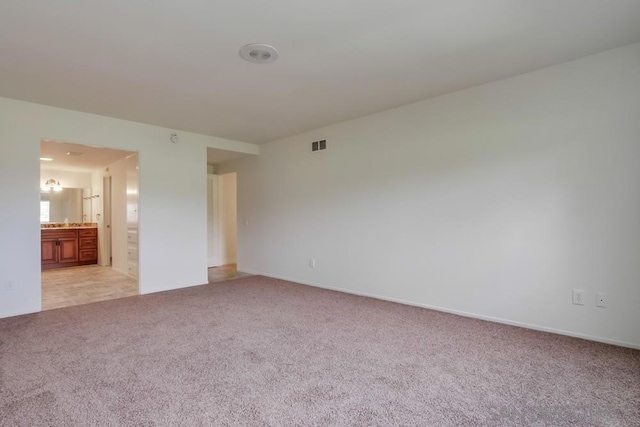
xmin=40 ymin=140 xmax=139 ymax=310
xmin=206 ymin=146 xmax=250 ymax=282
xmin=207 ymin=172 xmax=242 ymax=282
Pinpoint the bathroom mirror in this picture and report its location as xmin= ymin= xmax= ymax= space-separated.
xmin=40 ymin=188 xmax=90 ymax=223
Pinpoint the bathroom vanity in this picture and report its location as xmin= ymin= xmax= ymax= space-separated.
xmin=41 ymin=226 xmax=98 ymax=269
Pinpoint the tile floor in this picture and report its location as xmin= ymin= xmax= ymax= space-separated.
xmin=42 ymin=264 xmax=252 ymax=311
xmin=208 ymin=264 xmax=252 ymax=283
xmin=42 ymin=265 xmax=138 ymax=311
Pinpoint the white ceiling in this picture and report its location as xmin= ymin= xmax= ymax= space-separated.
xmin=2 ymin=1 xmax=640 ymax=144
xmin=41 ymin=140 xmax=134 ymax=172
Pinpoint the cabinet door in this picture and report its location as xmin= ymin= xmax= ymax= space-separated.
xmin=41 ymin=239 xmax=58 ymax=264
xmin=58 ymin=238 xmax=79 ymax=263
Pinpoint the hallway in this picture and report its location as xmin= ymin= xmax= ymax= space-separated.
xmin=208 ymin=264 xmax=252 ymax=283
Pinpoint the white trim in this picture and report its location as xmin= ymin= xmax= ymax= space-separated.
xmin=240 ymin=268 xmax=640 ymax=351
xmin=139 ymin=280 xmax=207 ymax=295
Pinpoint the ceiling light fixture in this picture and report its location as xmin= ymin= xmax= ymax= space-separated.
xmin=239 ymin=44 xmax=279 ymax=64
xmin=41 ymin=179 xmax=62 ymax=193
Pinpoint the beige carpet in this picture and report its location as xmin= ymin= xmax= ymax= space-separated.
xmin=1 ymin=276 xmax=638 ymax=426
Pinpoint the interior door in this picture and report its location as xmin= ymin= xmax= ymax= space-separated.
xmin=207 ymin=174 xmax=221 ymax=267
xmin=102 ymin=175 xmax=112 ymax=266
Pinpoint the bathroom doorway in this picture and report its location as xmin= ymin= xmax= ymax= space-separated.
xmin=40 ymin=139 xmax=139 ymax=310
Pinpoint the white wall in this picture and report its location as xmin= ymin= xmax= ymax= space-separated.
xmin=0 ymin=97 xmax=259 ymax=318
xmin=219 ymin=173 xmax=237 ymax=265
xmin=218 ymin=43 xmax=640 ymax=348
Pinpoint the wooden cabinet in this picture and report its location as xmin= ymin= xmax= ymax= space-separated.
xmin=58 ymin=237 xmax=79 ymax=263
xmin=78 ymin=228 xmax=98 ymax=265
xmin=127 ymin=230 xmax=138 ymax=278
xmin=41 ymin=229 xmax=77 ymax=269
xmin=41 ymin=238 xmax=58 ymax=265
xmin=41 ymin=228 xmax=98 ymax=270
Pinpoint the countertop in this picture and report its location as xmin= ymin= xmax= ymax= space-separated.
xmin=41 ymin=223 xmax=98 ymax=230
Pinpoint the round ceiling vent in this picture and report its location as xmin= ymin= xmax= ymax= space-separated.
xmin=239 ymin=44 xmax=279 ymax=64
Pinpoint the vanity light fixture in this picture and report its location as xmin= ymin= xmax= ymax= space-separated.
xmin=41 ymin=179 xmax=62 ymax=193
xmin=40 ymin=157 xmax=53 ymax=162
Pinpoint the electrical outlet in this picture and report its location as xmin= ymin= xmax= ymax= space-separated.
xmin=596 ymin=292 xmax=608 ymax=308
xmin=309 ymin=258 xmax=315 ymax=268
xmin=4 ymin=281 xmax=13 ymax=291
xmin=572 ymin=289 xmax=586 ymax=305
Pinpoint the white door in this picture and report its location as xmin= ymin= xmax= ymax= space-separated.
xmin=218 ymin=173 xmax=237 ymax=266
xmin=102 ymin=176 xmax=112 ymax=266
xmin=207 ymin=174 xmax=221 ymax=267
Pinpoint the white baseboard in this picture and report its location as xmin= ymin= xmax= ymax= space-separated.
xmin=0 ymin=306 xmax=41 ymax=319
xmin=241 ymin=268 xmax=640 ymax=351
xmin=140 ymin=279 xmax=208 ymax=295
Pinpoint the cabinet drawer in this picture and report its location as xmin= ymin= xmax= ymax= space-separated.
xmin=127 ymin=231 xmax=138 ymax=243
xmin=79 ymin=249 xmax=98 ymax=261
xmin=79 ymin=237 xmax=97 ymax=249
xmin=41 ymin=229 xmax=77 ymax=239
xmin=78 ymin=228 xmax=97 ymax=237
xmin=127 ymin=244 xmax=138 ymax=260
xmin=127 ymin=261 xmax=138 ymax=278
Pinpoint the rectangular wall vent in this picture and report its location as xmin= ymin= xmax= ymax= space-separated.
xmin=311 ymin=140 xmax=327 ymax=152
